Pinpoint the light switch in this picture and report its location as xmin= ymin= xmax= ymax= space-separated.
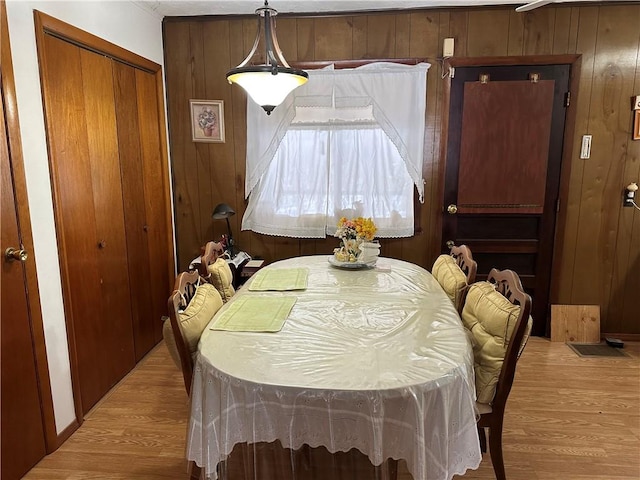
xmin=580 ymin=135 xmax=592 ymax=159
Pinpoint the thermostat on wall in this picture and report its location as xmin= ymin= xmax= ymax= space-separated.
xmin=580 ymin=135 xmax=592 ymax=159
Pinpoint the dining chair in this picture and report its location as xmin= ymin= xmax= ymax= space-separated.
xmin=199 ymin=240 xmax=237 ymax=302
xmin=432 ymin=244 xmax=477 ymax=313
xmin=163 ymin=270 xmax=225 ymax=480
xmin=196 ymin=241 xmax=224 ymax=275
xmin=164 ymin=270 xmax=223 ymax=395
xmin=461 ymin=268 xmax=532 ymax=480
xmin=450 ymin=244 xmax=477 ymax=285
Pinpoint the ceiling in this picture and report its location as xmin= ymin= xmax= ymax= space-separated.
xmin=132 ymin=0 xmax=614 ymax=18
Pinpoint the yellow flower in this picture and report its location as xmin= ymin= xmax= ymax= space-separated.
xmin=334 ymin=216 xmax=377 ymax=262
xmin=335 ymin=216 xmax=376 ymax=242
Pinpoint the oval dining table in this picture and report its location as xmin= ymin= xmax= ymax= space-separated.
xmin=187 ymin=255 xmax=481 ymax=480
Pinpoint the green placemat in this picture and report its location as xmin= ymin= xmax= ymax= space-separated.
xmin=248 ymin=268 xmax=308 ymax=291
xmin=210 ymin=296 xmax=297 ymax=332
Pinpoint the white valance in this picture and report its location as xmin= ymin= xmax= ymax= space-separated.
xmin=245 ymin=62 xmax=430 ymax=202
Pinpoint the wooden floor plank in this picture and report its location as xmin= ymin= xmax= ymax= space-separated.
xmin=23 ymin=338 xmax=640 ymax=480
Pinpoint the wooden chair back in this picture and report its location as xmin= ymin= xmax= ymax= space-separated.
xmin=486 ymin=267 xmax=532 ymax=410
xmin=450 ymin=244 xmax=477 ymax=285
xmin=167 ymin=270 xmax=203 ymax=395
xmin=485 ymin=267 xmax=532 ymax=412
xmin=477 ymin=268 xmax=532 ymax=480
xmin=197 ymin=241 xmax=224 ymax=278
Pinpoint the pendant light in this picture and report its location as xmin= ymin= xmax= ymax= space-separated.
xmin=226 ymin=1 xmax=308 ymax=115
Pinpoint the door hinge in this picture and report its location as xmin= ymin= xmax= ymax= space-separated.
xmin=450 ymin=66 xmax=455 ymax=79
xmin=556 ymin=198 xmax=561 ymax=213
xmin=564 ymin=91 xmax=571 ymax=107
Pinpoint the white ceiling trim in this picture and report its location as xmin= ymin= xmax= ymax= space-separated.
xmin=132 ymin=0 xmax=618 ymax=18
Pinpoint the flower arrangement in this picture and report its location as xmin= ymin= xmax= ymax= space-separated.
xmin=333 ymin=217 xmax=377 ymax=262
xmin=197 ymin=107 xmax=217 ymax=135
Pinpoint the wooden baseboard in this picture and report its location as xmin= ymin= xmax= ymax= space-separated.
xmin=602 ymin=333 xmax=640 ymax=342
xmin=53 ymin=419 xmax=80 ymax=451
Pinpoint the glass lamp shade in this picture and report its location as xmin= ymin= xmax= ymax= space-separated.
xmin=227 ymin=66 xmax=308 ymax=114
xmin=226 ymin=1 xmax=308 ymax=115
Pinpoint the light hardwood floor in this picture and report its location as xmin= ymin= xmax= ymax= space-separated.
xmin=24 ymin=337 xmax=640 ymax=480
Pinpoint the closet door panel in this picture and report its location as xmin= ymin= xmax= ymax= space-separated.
xmin=41 ymin=35 xmax=135 ymax=413
xmin=113 ymin=61 xmax=155 ymax=360
xmin=80 ymin=51 xmax=135 ymax=374
xmin=135 ymin=68 xmax=172 ymax=343
xmin=42 ymin=35 xmax=103 ymax=411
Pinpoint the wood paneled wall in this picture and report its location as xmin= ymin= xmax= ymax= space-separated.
xmin=163 ymin=3 xmax=640 ymax=334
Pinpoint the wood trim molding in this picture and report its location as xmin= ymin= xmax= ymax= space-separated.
xmin=33 ymin=10 xmax=161 ymax=73
xmin=448 ymin=54 xmax=581 ymax=68
xmin=549 ymin=55 xmax=582 ymax=306
xmin=54 ymin=419 xmax=80 ymax=449
xmin=33 ymin=8 xmax=85 ymax=425
xmin=435 ymin=65 xmax=452 ymax=262
xmin=602 ymin=333 xmax=640 ymax=342
xmin=154 ymin=71 xmax=177 ymax=282
xmin=292 ymin=57 xmax=431 ymax=70
xmin=1 ymin=1 xmax=58 ymax=452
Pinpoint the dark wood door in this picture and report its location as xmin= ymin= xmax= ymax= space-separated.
xmin=1 ymin=75 xmax=47 ymax=480
xmin=443 ymin=64 xmax=570 ymax=336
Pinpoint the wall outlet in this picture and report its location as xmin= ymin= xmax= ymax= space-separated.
xmin=624 ymin=182 xmax=638 ymax=207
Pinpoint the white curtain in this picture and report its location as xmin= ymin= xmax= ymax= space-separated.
xmin=242 ymin=62 xmax=429 ymax=239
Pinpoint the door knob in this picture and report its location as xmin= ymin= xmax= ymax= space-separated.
xmin=447 ymin=204 xmax=458 ymax=214
xmin=5 ymin=247 xmax=28 ymax=262
xmin=445 ymin=240 xmax=455 ymax=250
xmin=98 ymin=240 xmax=107 ymax=249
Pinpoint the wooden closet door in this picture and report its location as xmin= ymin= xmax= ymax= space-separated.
xmin=112 ymin=62 xmax=156 ymax=360
xmin=113 ymin=63 xmax=170 ymax=360
xmin=41 ymin=35 xmax=136 ymax=414
xmin=134 ymin=68 xmax=172 ymax=346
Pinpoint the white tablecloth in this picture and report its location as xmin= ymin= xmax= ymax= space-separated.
xmin=187 ymin=256 xmax=481 ymax=479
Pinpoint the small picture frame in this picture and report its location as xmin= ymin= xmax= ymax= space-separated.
xmin=190 ymin=99 xmax=225 ymax=143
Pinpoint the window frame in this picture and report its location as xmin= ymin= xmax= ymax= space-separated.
xmin=287 ymin=57 xmax=429 ymax=236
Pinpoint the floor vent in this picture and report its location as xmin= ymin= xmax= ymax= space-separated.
xmin=567 ymin=343 xmax=629 ymax=358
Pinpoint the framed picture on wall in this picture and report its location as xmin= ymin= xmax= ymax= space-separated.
xmin=190 ymin=99 xmax=225 ymax=143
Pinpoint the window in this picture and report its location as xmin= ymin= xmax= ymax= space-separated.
xmin=242 ymin=62 xmax=430 ymax=238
